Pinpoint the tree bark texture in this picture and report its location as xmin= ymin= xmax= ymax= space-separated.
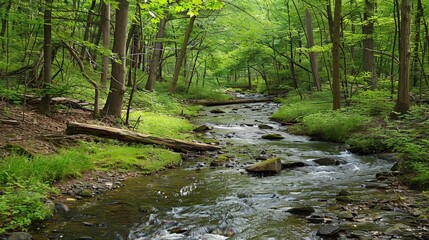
xmin=146 ymin=18 xmax=167 ymax=91
xmin=394 ymin=0 xmax=412 ymax=113
xmin=103 ymin=0 xmax=129 ymax=118
xmin=305 ymin=9 xmax=321 ymax=91
xmin=100 ymin=1 xmax=110 ymax=90
xmin=362 ymin=0 xmax=376 ymax=89
xmin=66 ymin=122 xmax=221 ymax=152
xmin=39 ymin=0 xmax=53 ymax=114
xmin=332 ymin=0 xmax=342 ymax=110
xmin=169 ymin=16 xmax=196 ymax=94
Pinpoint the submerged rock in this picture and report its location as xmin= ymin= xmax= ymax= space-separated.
xmin=210 ymin=108 xmax=226 ymax=114
xmin=364 ymin=182 xmax=389 ymax=189
xmin=313 ymin=157 xmax=340 ymax=166
xmin=261 ymin=133 xmax=284 ymax=140
xmin=77 ymin=189 xmax=93 ymax=198
xmin=282 ymin=161 xmax=308 ymax=169
xmin=287 ymin=206 xmax=315 ymax=215
xmin=7 ymin=232 xmax=32 ymax=240
xmin=245 ymin=157 xmax=282 ymax=174
xmin=258 ymin=124 xmax=273 ymax=129
xmin=193 ymin=125 xmax=213 ymax=132
xmin=316 ymin=224 xmax=340 ymax=237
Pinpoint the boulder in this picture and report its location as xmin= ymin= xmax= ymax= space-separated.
xmin=338 ymin=189 xmax=352 ymax=196
xmin=316 ymin=224 xmax=340 ymax=237
xmin=210 ymin=108 xmax=226 ymax=114
xmin=245 ymin=157 xmax=282 ymax=174
xmin=8 ymin=232 xmax=32 ymax=240
xmin=287 ymin=206 xmax=315 ymax=215
xmin=193 ymin=125 xmax=212 ymax=132
xmin=313 ymin=157 xmax=340 ymax=166
xmin=258 ymin=124 xmax=273 ymax=129
xmin=364 ymin=183 xmax=389 ymax=189
xmin=282 ymin=161 xmax=308 ymax=169
xmin=261 ymin=133 xmax=284 ymax=140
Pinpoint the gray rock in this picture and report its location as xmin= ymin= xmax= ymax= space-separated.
xmin=261 ymin=133 xmax=284 ymax=140
xmin=258 ymin=124 xmax=273 ymax=129
xmin=287 ymin=206 xmax=315 ymax=215
xmin=194 ymin=125 xmax=212 ymax=132
xmin=282 ymin=161 xmax=308 ymax=169
xmin=8 ymin=232 xmax=32 ymax=240
xmin=54 ymin=203 xmax=70 ymax=214
xmin=364 ymin=183 xmax=389 ymax=189
xmin=77 ymin=189 xmax=93 ymax=197
xmin=313 ymin=157 xmax=340 ymax=166
xmin=210 ymin=108 xmax=226 ymax=114
xmin=338 ymin=189 xmax=351 ymax=196
xmin=245 ymin=157 xmax=282 ymax=174
xmin=316 ymin=224 xmax=340 ymax=237
xmin=338 ymin=211 xmax=354 ymax=220
xmin=385 ymin=223 xmax=410 ymax=235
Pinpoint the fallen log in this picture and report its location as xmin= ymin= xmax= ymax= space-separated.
xmin=66 ymin=122 xmax=221 ymax=152
xmin=190 ymin=98 xmax=274 ymax=106
xmin=0 ymin=119 xmax=20 ymax=125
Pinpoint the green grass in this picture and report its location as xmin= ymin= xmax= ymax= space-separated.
xmin=86 ymin=142 xmax=182 ymax=173
xmin=126 ymin=111 xmax=194 ymax=139
xmin=0 ymin=140 xmax=183 ymax=233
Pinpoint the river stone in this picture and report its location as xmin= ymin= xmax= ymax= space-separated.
xmin=245 ymin=157 xmax=282 ymax=174
xmin=210 ymin=108 xmax=226 ymax=114
xmin=261 ymin=133 xmax=284 ymax=140
xmin=77 ymin=237 xmax=93 ymax=240
xmin=194 ymin=125 xmax=212 ymax=132
xmin=77 ymin=189 xmax=93 ymax=197
xmin=338 ymin=211 xmax=354 ymax=220
xmin=54 ymin=203 xmax=70 ymax=214
xmin=316 ymin=224 xmax=340 ymax=237
xmin=258 ymin=124 xmax=273 ymax=129
xmin=385 ymin=223 xmax=411 ymax=235
xmin=7 ymin=232 xmax=32 ymax=240
xmin=364 ymin=182 xmax=389 ymax=189
xmin=350 ymin=230 xmax=371 ymax=239
xmin=287 ymin=206 xmax=315 ymax=215
xmin=338 ymin=189 xmax=352 ymax=196
xmin=282 ymin=161 xmax=308 ymax=169
xmin=313 ymin=157 xmax=340 ymax=166
xmin=336 ymin=195 xmax=356 ymax=203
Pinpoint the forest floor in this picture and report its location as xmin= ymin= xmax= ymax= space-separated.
xmin=0 ymin=101 xmax=139 ymax=200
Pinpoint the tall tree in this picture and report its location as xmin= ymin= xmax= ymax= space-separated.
xmin=169 ymin=15 xmax=196 ymax=94
xmin=103 ymin=0 xmax=129 ymax=118
xmin=146 ymin=18 xmax=167 ymax=91
xmin=100 ymin=0 xmax=110 ymax=90
xmin=305 ymin=8 xmax=321 ymax=91
xmin=38 ymin=0 xmax=53 ymax=114
xmin=362 ymin=0 xmax=376 ymax=89
xmin=394 ymin=0 xmax=412 ymax=113
xmin=332 ymin=0 xmax=342 ymax=110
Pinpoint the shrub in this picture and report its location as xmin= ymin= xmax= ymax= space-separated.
xmin=302 ymin=111 xmax=369 ymax=142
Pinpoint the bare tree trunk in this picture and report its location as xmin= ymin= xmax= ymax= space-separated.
xmin=332 ymin=0 xmax=342 ymax=110
xmin=0 ymin=0 xmax=12 ymax=50
xmin=363 ymin=0 xmax=376 ymax=89
xmin=100 ymin=1 xmax=110 ymax=90
xmin=146 ymin=18 xmax=167 ymax=91
xmin=39 ymin=0 xmax=53 ymax=114
xmin=102 ymin=0 xmax=129 ymax=118
xmin=394 ymin=0 xmax=412 ymax=113
xmin=169 ymin=16 xmax=196 ymax=94
xmin=80 ymin=0 xmax=96 ymax=60
xmin=306 ymin=9 xmax=321 ymax=91
xmin=411 ymin=0 xmax=423 ymax=87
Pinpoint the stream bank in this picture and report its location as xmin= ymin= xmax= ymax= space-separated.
xmin=27 ymin=100 xmax=429 ymax=240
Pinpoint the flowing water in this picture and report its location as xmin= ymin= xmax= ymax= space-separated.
xmin=32 ymin=100 xmax=409 ymax=240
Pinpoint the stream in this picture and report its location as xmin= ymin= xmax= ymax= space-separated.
xmin=32 ymin=99 xmax=428 ymax=239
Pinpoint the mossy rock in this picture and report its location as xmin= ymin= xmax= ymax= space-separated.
xmin=210 ymin=108 xmax=226 ymax=114
xmin=245 ymin=157 xmax=282 ymax=174
xmin=261 ymin=133 xmax=284 ymax=140
xmin=336 ymin=195 xmax=356 ymax=203
xmin=210 ymin=155 xmax=230 ymax=167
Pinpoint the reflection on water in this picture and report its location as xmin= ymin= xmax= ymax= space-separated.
xmin=32 ymin=102 xmax=394 ymax=240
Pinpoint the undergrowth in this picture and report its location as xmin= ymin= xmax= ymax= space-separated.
xmin=0 ymin=141 xmax=183 ymax=233
xmin=272 ymin=90 xmax=429 ymax=189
